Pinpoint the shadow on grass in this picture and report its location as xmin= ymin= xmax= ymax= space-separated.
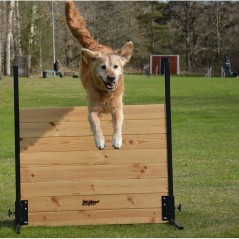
xmin=0 ymin=219 xmax=14 ymax=227
xmin=0 ymin=219 xmax=15 ymax=229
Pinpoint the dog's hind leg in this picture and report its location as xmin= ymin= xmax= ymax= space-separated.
xmin=111 ymin=108 xmax=123 ymax=149
xmin=88 ymin=111 xmax=105 ymax=150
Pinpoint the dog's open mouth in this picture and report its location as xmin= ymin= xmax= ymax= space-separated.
xmin=99 ymin=76 xmax=116 ymax=90
xmin=105 ymin=82 xmax=115 ymax=90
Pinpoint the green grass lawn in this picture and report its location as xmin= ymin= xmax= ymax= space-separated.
xmin=0 ymin=74 xmax=238 ymax=237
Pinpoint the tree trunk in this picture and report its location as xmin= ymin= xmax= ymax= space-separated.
xmin=184 ymin=2 xmax=192 ymax=72
xmin=216 ymin=2 xmax=221 ymax=57
xmin=0 ymin=2 xmax=3 ymax=79
xmin=27 ymin=3 xmax=37 ymax=74
xmin=14 ymin=0 xmax=22 ymax=56
xmin=26 ymin=55 xmax=31 ymax=77
xmin=6 ymin=0 xmax=15 ymax=76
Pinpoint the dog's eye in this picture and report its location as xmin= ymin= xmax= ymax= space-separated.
xmin=113 ymin=65 xmax=118 ymax=69
xmin=101 ymin=65 xmax=106 ymax=70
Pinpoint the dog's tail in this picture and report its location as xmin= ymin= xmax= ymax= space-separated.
xmin=65 ymin=1 xmax=112 ymax=53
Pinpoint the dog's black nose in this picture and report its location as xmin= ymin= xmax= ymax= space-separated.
xmin=107 ymin=76 xmax=116 ymax=83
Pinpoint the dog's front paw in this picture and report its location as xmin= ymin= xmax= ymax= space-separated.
xmin=112 ymin=135 xmax=122 ymax=149
xmin=94 ymin=135 xmax=105 ymax=150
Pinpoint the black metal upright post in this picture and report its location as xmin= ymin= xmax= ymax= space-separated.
xmin=13 ymin=66 xmax=28 ymax=234
xmin=13 ymin=66 xmax=21 ymax=233
xmin=164 ymin=62 xmax=174 ymax=198
xmin=164 ymin=62 xmax=183 ymax=230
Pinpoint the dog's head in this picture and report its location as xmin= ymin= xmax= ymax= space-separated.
xmin=81 ymin=41 xmax=133 ymax=92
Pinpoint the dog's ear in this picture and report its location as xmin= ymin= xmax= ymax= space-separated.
xmin=118 ymin=41 xmax=134 ymax=65
xmin=81 ymin=48 xmax=101 ymax=64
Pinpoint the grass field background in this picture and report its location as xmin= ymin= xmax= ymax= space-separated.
xmin=0 ymin=74 xmax=238 ymax=237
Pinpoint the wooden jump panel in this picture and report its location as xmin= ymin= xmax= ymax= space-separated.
xmin=19 ymin=104 xmax=169 ymax=226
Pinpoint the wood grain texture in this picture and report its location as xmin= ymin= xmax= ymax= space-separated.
xmin=19 ymin=104 xmax=169 ymax=226
xmin=28 ymin=208 xmax=163 ymax=226
xmin=20 ymin=134 xmax=166 ymax=153
xmin=27 ymin=193 xmax=166 ymax=212
xmin=20 ymin=104 xmax=165 ymax=123
xmin=21 ymin=178 xmax=168 ymax=198
xmin=20 ymin=149 xmax=167 ymax=167
xmin=20 ymin=119 xmax=166 ymax=137
xmin=21 ymin=163 xmax=168 ymax=183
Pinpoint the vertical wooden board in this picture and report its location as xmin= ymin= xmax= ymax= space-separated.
xmin=28 ymin=208 xmax=163 ymax=226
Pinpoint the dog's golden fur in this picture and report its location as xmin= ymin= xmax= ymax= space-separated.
xmin=65 ymin=1 xmax=133 ymax=149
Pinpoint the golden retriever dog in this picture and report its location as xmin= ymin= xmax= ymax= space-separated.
xmin=65 ymin=1 xmax=133 ymax=150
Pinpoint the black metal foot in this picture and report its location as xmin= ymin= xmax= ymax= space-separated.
xmin=15 ymin=224 xmax=21 ymax=234
xmin=170 ymin=219 xmax=184 ymax=230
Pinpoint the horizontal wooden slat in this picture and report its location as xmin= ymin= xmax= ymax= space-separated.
xmin=20 ymin=134 xmax=166 ymax=153
xmin=20 ymin=149 xmax=167 ymax=167
xmin=27 ymin=193 xmax=166 ymax=213
xmin=21 ymin=163 xmax=168 ymax=183
xmin=20 ymin=104 xmax=165 ymax=123
xmin=20 ymin=119 xmax=166 ymax=138
xmin=20 ymin=107 xmax=85 ymax=123
xmin=21 ymin=178 xmax=168 ymax=198
xmin=28 ymin=208 xmax=163 ymax=226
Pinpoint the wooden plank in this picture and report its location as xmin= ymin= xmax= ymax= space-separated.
xmin=21 ymin=163 xmax=168 ymax=183
xmin=20 ymin=119 xmax=166 ymax=138
xmin=21 ymin=178 xmax=168 ymax=197
xmin=20 ymin=134 xmax=166 ymax=153
xmin=20 ymin=107 xmax=86 ymax=123
xmin=20 ymin=104 xmax=165 ymax=123
xmin=20 ymin=149 xmax=167 ymax=167
xmin=124 ymin=104 xmax=165 ymax=120
xmin=28 ymin=208 xmax=163 ymax=226
xmin=20 ymin=121 xmax=91 ymax=138
xmin=27 ymin=193 xmax=166 ymax=213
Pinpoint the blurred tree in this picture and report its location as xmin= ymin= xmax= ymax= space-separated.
xmin=0 ymin=1 xmax=6 ymax=78
xmin=6 ymin=0 xmax=15 ymax=76
xmin=168 ymin=1 xmax=204 ymax=72
xmin=137 ymin=1 xmax=170 ymax=54
xmin=1 ymin=1 xmax=239 ymax=76
xmin=14 ymin=0 xmax=22 ymax=56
